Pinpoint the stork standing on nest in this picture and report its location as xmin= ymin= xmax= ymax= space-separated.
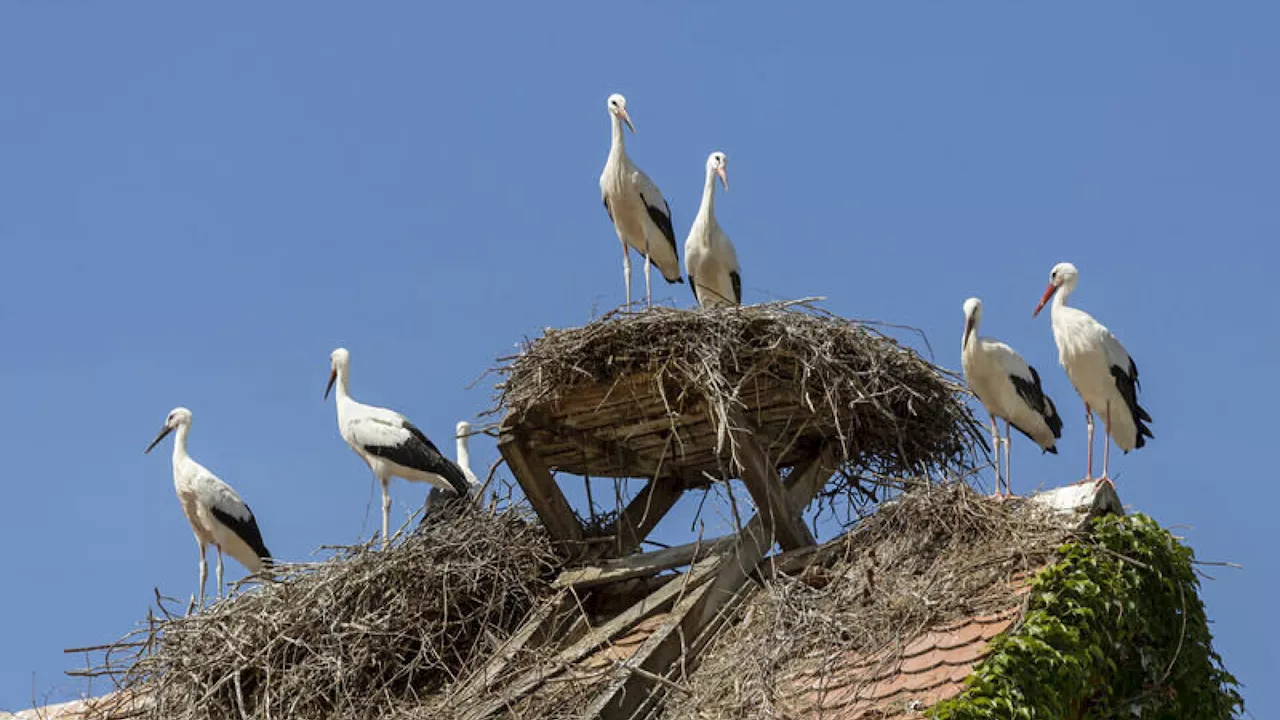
xmin=144 ymin=407 xmax=271 ymax=610
xmin=960 ymin=298 xmax=1063 ymax=496
xmin=599 ymin=93 xmax=683 ymax=309
xmin=325 ymin=348 xmax=471 ymax=548
xmin=685 ymin=151 xmax=741 ymax=308
xmin=1033 ymin=262 xmax=1152 ymax=485
xmin=427 ymin=420 xmax=481 ymax=512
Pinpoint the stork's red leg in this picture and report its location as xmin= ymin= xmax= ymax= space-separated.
xmin=1095 ymin=403 xmax=1115 ymax=492
xmin=989 ymin=412 xmax=1002 ymax=497
xmin=1004 ymin=419 xmax=1013 ymax=496
xmin=1074 ymin=404 xmax=1095 ymax=485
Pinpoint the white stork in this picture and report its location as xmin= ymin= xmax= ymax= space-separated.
xmin=599 ymin=93 xmax=683 ymax=309
xmin=426 ymin=420 xmax=481 ymax=512
xmin=684 ymin=151 xmax=741 ymax=308
xmin=1033 ymin=263 xmax=1152 ymax=484
xmin=324 ymin=348 xmax=470 ymax=548
xmin=961 ymin=298 xmax=1063 ymax=496
xmin=144 ymin=407 xmax=271 ymax=609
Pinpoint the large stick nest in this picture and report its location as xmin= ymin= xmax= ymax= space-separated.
xmin=87 ymin=506 xmax=561 ymax=720
xmin=494 ymin=301 xmax=983 ymax=494
xmin=660 ymin=484 xmax=1071 ymax=719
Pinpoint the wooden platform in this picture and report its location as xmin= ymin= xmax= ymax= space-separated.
xmin=509 ymin=371 xmax=830 ymax=483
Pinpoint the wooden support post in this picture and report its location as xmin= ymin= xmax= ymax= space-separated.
xmin=591 ymin=446 xmax=837 ymax=720
xmin=460 ymin=554 xmax=726 ymax=720
xmin=498 ymin=416 xmax=584 ymax=547
xmin=726 ymin=409 xmax=816 ymax=551
xmin=609 ymin=475 xmax=684 ymax=556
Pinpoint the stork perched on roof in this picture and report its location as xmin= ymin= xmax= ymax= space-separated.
xmin=685 ymin=151 xmax=741 ymax=308
xmin=426 ymin=420 xmax=481 ymax=515
xmin=599 ymin=93 xmax=683 ymax=310
xmin=1033 ymin=263 xmax=1152 ymax=485
xmin=144 ymin=407 xmax=271 ymax=610
xmin=961 ymin=298 xmax=1063 ymax=496
xmin=325 ymin=348 xmax=470 ymax=548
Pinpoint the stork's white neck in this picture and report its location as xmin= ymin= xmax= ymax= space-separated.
xmin=333 ymin=365 xmax=352 ymax=401
xmin=609 ymin=114 xmax=626 ymax=156
xmin=698 ymin=165 xmax=718 ymax=217
xmin=1052 ymin=281 xmax=1075 ymax=313
xmin=172 ymin=424 xmax=191 ymax=464
xmin=456 ymin=433 xmax=471 ymax=472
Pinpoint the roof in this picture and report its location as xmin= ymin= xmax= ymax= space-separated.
xmin=776 ymin=600 xmax=1024 ymax=718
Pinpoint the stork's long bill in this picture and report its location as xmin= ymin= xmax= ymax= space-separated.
xmin=145 ymin=425 xmax=173 ymax=454
xmin=619 ymin=108 xmax=636 ymax=134
xmin=1032 ymin=282 xmax=1057 ymax=318
xmin=963 ymin=315 xmax=976 ymax=349
xmin=715 ymin=165 xmax=728 ymax=191
xmin=324 ymin=369 xmax=337 ymax=400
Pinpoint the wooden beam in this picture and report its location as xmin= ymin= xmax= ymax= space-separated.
xmin=591 ymin=446 xmax=837 ymax=720
xmin=498 ymin=416 xmax=583 ymax=546
xmin=726 ymin=409 xmax=816 ymax=551
xmin=610 ymin=475 xmax=685 ymax=556
xmin=553 ymin=534 xmax=735 ymax=590
xmin=460 ymin=554 xmax=726 ymax=720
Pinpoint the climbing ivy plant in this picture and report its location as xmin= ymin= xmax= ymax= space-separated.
xmin=929 ymin=513 xmax=1243 ymax=719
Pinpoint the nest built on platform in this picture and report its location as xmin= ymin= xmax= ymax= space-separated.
xmin=495 ymin=301 xmax=983 ymax=498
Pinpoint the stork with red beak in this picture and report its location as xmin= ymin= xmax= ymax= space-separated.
xmin=1033 ymin=263 xmax=1152 ymax=485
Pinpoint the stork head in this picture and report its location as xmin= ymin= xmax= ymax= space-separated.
xmin=1033 ymin=262 xmax=1079 ymax=317
xmin=706 ymin=151 xmax=728 ymax=191
xmin=145 ymin=407 xmax=192 ymax=454
xmin=456 ymin=420 xmax=472 ymax=439
xmin=607 ymin=93 xmax=635 ymax=133
xmin=962 ymin=297 xmax=982 ymax=349
xmin=325 ymin=347 xmax=351 ymax=400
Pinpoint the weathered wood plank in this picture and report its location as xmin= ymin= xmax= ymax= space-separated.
xmin=498 ymin=416 xmax=584 ymax=546
xmin=610 ymin=475 xmax=685 ymax=555
xmin=726 ymin=409 xmax=816 ymax=551
xmin=553 ymin=534 xmax=734 ymax=590
xmin=591 ymin=446 xmax=837 ymax=720
xmin=459 ymin=554 xmax=726 ymax=720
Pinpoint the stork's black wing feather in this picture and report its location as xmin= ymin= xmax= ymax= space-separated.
xmin=1008 ymin=365 xmax=1063 ymax=440
xmin=366 ymin=421 xmax=471 ymax=495
xmin=210 ymin=505 xmax=271 ymax=561
xmin=1110 ymin=362 xmax=1154 ymax=447
xmin=643 ymin=199 xmax=684 ymax=284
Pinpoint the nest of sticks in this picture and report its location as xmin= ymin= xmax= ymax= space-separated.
xmin=493 ymin=301 xmax=984 ymax=500
xmin=660 ymin=483 xmax=1070 ymax=719
xmin=85 ymin=505 xmax=561 ymax=720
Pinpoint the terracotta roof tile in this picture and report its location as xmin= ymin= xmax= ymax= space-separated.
xmin=774 ymin=590 xmax=1027 ymax=718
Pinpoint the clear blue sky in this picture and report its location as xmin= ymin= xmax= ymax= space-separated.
xmin=1 ymin=2 xmax=1275 ymax=714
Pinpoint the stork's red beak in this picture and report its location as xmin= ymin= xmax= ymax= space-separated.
xmin=1033 ymin=283 xmax=1057 ymax=318
xmin=324 ymin=369 xmax=337 ymax=400
xmin=715 ymin=166 xmax=728 ymax=191
xmin=619 ymin=108 xmax=636 ymax=134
